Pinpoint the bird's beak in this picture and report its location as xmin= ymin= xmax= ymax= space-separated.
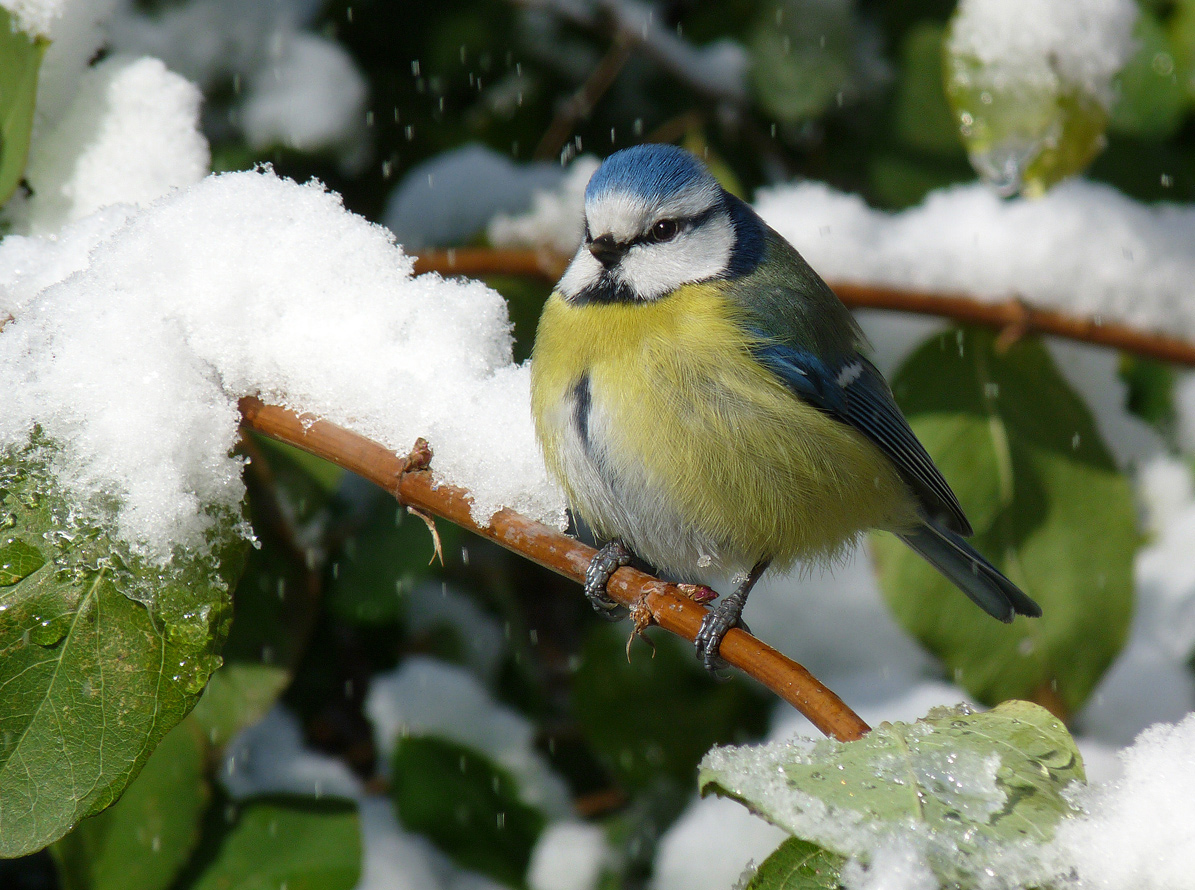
xmin=588 ymin=235 xmax=624 ymax=269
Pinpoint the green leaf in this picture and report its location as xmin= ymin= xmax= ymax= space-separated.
xmin=1110 ymin=10 xmax=1188 ymax=139
xmin=188 ymin=663 xmax=291 ymax=750
xmin=0 ymin=538 xmax=44 ymax=585
xmin=748 ymin=0 xmax=855 ymax=123
xmin=1168 ymin=0 xmax=1195 ymax=101
xmin=179 ymin=797 xmax=360 ymax=890
xmin=50 ymin=722 xmax=209 ymax=890
xmin=390 ymin=734 xmax=545 ymax=886
xmin=873 ymin=329 xmax=1135 ymax=713
xmin=0 ymin=450 xmax=246 ymax=857
xmin=892 ymin=23 xmax=964 ymax=158
xmin=943 ymin=9 xmax=1114 ymax=195
xmin=701 ymin=702 xmax=1083 ymax=881
xmin=745 ymin=838 xmax=846 ymax=890
xmin=0 ymin=10 xmax=46 ymax=207
xmin=571 ymin=625 xmax=769 ymax=792
xmin=325 ymin=495 xmax=446 ymax=626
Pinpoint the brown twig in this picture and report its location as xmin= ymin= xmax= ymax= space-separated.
xmin=413 ymin=248 xmax=1195 ymax=367
xmin=238 ymin=396 xmax=871 ymax=742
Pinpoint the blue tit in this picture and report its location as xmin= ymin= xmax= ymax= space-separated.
xmin=529 ymin=144 xmax=1040 ymax=670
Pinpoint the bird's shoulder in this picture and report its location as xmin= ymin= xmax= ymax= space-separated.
xmin=722 ymin=226 xmax=864 ymax=360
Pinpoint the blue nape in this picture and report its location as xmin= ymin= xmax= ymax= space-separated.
xmin=585 ymin=144 xmax=717 ymax=204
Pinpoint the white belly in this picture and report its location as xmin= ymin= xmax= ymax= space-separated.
xmin=543 ymin=375 xmax=744 ymax=583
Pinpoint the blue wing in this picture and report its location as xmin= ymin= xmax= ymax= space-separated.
xmin=753 ymin=343 xmax=973 ymax=537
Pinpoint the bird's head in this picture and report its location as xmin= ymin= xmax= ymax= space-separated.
xmin=557 ymin=144 xmax=764 ymax=304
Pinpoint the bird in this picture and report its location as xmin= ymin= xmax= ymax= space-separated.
xmin=529 ymin=144 xmax=1041 ymax=671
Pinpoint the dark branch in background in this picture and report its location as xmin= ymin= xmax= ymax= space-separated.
xmin=413 ymin=248 xmax=1195 ymax=367
xmin=535 ymin=36 xmax=633 ymax=161
xmin=238 ymin=397 xmax=871 ymax=742
xmin=511 ymin=0 xmax=749 ymax=106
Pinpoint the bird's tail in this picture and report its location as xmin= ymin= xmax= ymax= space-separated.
xmin=900 ymin=522 xmax=1041 ymax=622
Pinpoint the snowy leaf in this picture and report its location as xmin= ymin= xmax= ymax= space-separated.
xmin=700 ymin=702 xmax=1083 ymax=881
xmin=390 ymin=735 xmax=546 ymax=886
xmin=943 ymin=0 xmax=1136 ymax=196
xmin=0 ymin=10 xmax=46 ymax=206
xmin=873 ymin=329 xmax=1135 ymax=714
xmin=50 ymin=722 xmax=209 ymax=890
xmin=0 ymin=450 xmax=245 ymax=857
xmin=744 ymin=838 xmax=846 ymax=890
xmin=179 ymin=797 xmax=360 ymax=890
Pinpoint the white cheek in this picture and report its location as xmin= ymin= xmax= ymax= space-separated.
xmin=558 ymin=247 xmax=603 ymax=299
xmin=618 ymin=217 xmax=734 ymax=300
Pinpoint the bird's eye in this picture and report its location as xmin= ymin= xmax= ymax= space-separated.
xmin=649 ymin=219 xmax=680 ymax=243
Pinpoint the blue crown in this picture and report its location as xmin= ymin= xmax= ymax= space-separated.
xmin=585 ymin=144 xmax=716 ymax=204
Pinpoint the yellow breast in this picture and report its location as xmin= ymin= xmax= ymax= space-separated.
xmin=529 ymin=283 xmax=915 ymax=576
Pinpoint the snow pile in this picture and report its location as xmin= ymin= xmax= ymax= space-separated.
xmin=0 ymin=168 xmax=565 ymax=562
xmin=218 ymin=705 xmax=528 ymax=890
xmin=527 ymin=821 xmax=610 ymax=890
xmin=17 ymin=54 xmax=209 ymax=235
xmin=238 ymin=31 xmax=367 ymax=156
xmin=652 ymin=795 xmax=788 ymax=890
xmin=220 ymin=706 xmax=363 ymax=801
xmin=756 ymin=179 xmax=1195 ymax=340
xmin=1053 ymin=713 xmax=1195 ymax=888
xmin=385 ymin=144 xmax=565 ymax=250
xmin=109 ymin=0 xmax=367 ymax=160
xmin=1 ymin=0 xmax=67 ymax=36
xmin=488 ymin=156 xmax=600 ymax=256
xmin=947 ymin=0 xmax=1137 ymax=106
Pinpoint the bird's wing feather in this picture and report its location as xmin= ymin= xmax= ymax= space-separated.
xmin=753 ymin=343 xmax=973 ymax=536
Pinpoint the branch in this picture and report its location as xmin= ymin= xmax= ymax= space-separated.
xmin=412 ymin=248 xmax=1195 ymax=367
xmin=238 ymin=396 xmax=870 ymax=742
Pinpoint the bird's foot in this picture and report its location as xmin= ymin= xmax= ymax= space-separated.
xmin=584 ymin=540 xmax=631 ymax=620
xmin=695 ymin=603 xmax=751 ymax=674
xmin=693 ymin=560 xmax=768 ymax=674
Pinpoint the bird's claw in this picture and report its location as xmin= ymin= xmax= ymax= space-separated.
xmin=695 ymin=604 xmax=752 ymax=675
xmin=584 ymin=540 xmax=631 ymax=620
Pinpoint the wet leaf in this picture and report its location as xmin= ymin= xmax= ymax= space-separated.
xmin=873 ymin=329 xmax=1135 ymax=714
xmin=892 ymin=23 xmax=964 ymax=158
xmin=0 ymin=538 xmax=45 ymax=585
xmin=748 ymin=0 xmax=855 ymax=123
xmin=0 ymin=450 xmax=246 ymax=857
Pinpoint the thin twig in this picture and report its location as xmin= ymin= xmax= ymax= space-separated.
xmin=413 ymin=248 xmax=1195 ymax=367
xmin=535 ymin=36 xmax=633 ymax=161
xmin=238 ymin=396 xmax=871 ymax=742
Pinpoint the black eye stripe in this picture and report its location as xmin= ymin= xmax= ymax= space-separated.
xmin=622 ymin=204 xmax=719 ymax=250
